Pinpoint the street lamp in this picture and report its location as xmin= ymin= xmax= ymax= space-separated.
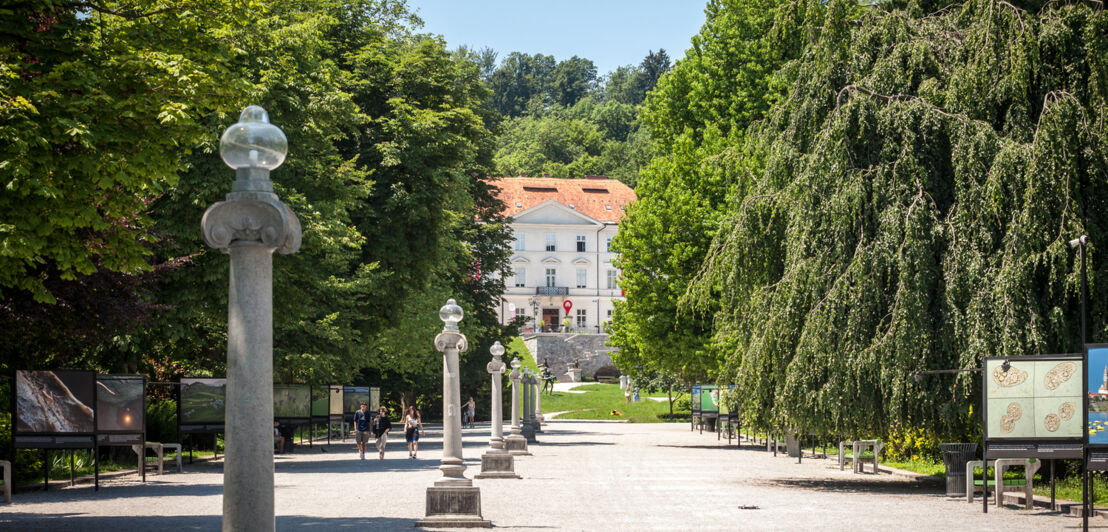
xmin=202 ymin=105 xmax=301 ymax=532
xmin=417 ymin=299 xmax=490 ymax=527
xmin=529 ymin=296 xmax=540 ymax=330
xmin=476 ymin=341 xmax=520 ymax=479
xmin=1070 ymin=235 xmax=1091 ymax=529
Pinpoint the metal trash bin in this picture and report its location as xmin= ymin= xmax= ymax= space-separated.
xmin=940 ymin=443 xmax=978 ymax=497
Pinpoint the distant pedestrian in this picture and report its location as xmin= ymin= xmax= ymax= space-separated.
xmin=372 ymin=406 xmax=392 ymax=460
xmin=625 ymin=388 xmax=631 ymax=404
xmin=632 ymin=388 xmax=640 ymax=403
xmin=405 ymin=405 xmax=423 ymax=459
xmin=464 ymin=397 xmax=476 ymax=428
xmin=274 ymin=421 xmax=284 ymax=454
xmin=353 ymin=402 xmax=371 ymax=460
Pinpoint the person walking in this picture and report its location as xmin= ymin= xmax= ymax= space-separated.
xmin=353 ymin=402 xmax=371 ymax=460
xmin=464 ymin=396 xmax=476 ymax=429
xmin=404 ymin=405 xmax=422 ymax=459
xmin=372 ymin=406 xmax=391 ymax=460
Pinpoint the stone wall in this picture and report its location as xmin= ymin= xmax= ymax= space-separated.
xmin=522 ymin=333 xmax=618 ymax=381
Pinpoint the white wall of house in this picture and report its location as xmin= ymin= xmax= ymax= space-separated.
xmin=496 ymin=201 xmax=623 ymax=332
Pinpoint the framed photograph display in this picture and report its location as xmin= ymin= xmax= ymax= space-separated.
xmin=691 ymin=385 xmax=702 ymax=415
xmin=273 ymin=384 xmax=311 ymax=425
xmin=343 ymin=386 xmax=370 ymax=422
xmin=329 ymin=385 xmax=344 ymax=418
xmin=179 ymin=378 xmax=226 ymax=434
xmin=96 ymin=375 xmax=145 ymax=445
xmin=311 ymin=386 xmax=330 ymax=422
xmin=1086 ymin=344 xmax=1108 ymax=448
xmin=699 ymin=385 xmax=720 ymax=415
xmin=983 ymin=355 xmax=1084 ymax=459
xmin=370 ymin=387 xmax=381 ymax=411
xmin=13 ymin=370 xmax=97 ymax=448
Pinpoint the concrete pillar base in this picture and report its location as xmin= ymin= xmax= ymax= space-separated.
xmin=475 ymin=452 xmax=520 ymax=479
xmin=416 ymin=486 xmax=491 ymax=529
xmin=504 ymin=435 xmax=530 ymax=455
xmin=521 ymin=424 xmax=537 ymax=443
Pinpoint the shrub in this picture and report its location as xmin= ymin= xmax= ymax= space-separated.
xmin=883 ymin=427 xmax=941 ymax=463
xmin=674 ymin=394 xmax=691 ymax=412
xmin=146 ymin=399 xmax=178 ymax=443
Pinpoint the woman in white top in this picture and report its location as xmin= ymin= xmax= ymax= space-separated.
xmin=404 ymin=406 xmax=422 ymax=459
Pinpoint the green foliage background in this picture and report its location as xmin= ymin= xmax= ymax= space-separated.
xmin=611 ymin=0 xmax=1108 ymax=443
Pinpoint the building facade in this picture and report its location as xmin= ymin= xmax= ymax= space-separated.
xmin=491 ymin=176 xmax=635 ymax=333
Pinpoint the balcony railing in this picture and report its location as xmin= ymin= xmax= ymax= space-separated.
xmin=535 ymin=286 xmax=568 ymax=295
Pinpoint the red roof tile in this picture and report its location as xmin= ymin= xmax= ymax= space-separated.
xmin=487 ymin=176 xmax=636 ymax=223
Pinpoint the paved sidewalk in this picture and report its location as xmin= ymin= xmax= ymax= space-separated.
xmin=0 ymin=421 xmax=1081 ymax=531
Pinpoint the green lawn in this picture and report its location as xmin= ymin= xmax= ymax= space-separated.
xmin=506 ymin=336 xmax=539 ymax=372
xmin=542 ymin=383 xmax=682 ymax=423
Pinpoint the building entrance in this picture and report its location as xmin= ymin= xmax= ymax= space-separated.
xmin=542 ymin=308 xmax=560 ymax=331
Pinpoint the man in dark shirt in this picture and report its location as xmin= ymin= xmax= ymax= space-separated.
xmin=353 ymin=402 xmax=371 ymax=460
xmin=372 ymin=406 xmax=392 ymax=460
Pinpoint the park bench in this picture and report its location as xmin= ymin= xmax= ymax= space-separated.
xmin=1 ymin=459 xmax=10 ymax=503
xmin=132 ymin=442 xmax=183 ymax=475
xmin=965 ymin=458 xmax=1039 ymax=509
xmin=839 ymin=440 xmax=882 ymax=473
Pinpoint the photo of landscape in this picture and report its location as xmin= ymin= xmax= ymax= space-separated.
xmin=181 ymin=378 xmax=226 ymax=424
xmin=311 ymin=386 xmax=329 ymax=418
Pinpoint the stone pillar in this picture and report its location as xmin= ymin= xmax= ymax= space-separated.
xmin=417 ymin=300 xmax=490 ymax=528
xmin=476 ymin=342 xmax=519 ymax=479
xmin=504 ymin=359 xmax=529 ymax=455
xmin=520 ymin=370 xmax=537 ymax=443
xmin=529 ymin=374 xmax=542 ymax=427
xmin=202 ymin=106 xmax=301 ymax=532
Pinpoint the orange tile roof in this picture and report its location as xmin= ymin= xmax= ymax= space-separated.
xmin=488 ymin=176 xmax=636 ymax=223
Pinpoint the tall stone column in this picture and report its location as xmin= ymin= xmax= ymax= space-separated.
xmin=476 ymin=342 xmax=519 ymax=479
xmin=529 ymin=374 xmax=542 ymax=427
xmin=504 ymin=359 xmax=529 ymax=455
xmin=521 ymin=369 xmax=537 ymax=443
xmin=417 ymin=300 xmax=491 ymax=528
xmin=202 ymin=106 xmax=301 ymax=532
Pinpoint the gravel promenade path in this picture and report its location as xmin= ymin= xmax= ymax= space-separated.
xmin=0 ymin=419 xmax=1083 ymax=531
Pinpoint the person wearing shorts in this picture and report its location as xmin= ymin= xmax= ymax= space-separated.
xmin=404 ymin=405 xmax=422 ymax=459
xmin=353 ymin=402 xmax=371 ymax=459
xmin=372 ymin=406 xmax=391 ymax=460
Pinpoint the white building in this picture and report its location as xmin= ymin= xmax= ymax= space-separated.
xmin=491 ymin=175 xmax=636 ymax=333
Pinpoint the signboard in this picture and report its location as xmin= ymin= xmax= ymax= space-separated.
xmin=1086 ymin=344 xmax=1108 ymax=447
xmin=343 ymin=386 xmax=370 ymax=421
xmin=699 ymin=385 xmax=719 ymax=414
xmin=273 ymin=383 xmax=311 ymax=423
xmin=371 ymin=387 xmax=381 ymax=411
xmin=329 ymin=386 xmax=344 ymax=417
xmin=180 ymin=378 xmax=226 ymax=433
xmin=14 ymin=370 xmax=97 ymax=448
xmin=691 ymin=385 xmax=701 ymax=414
xmin=96 ymin=375 xmax=145 ymax=445
xmin=984 ymin=355 xmax=1083 ymax=451
xmin=719 ymin=385 xmax=735 ymax=416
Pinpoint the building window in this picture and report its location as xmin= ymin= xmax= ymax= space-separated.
xmin=514 ymin=268 xmax=526 ymax=287
xmin=607 ymin=270 xmax=618 ymax=290
xmin=576 ymin=269 xmax=587 ymax=288
xmin=545 ymin=268 xmax=557 ymax=287
xmin=607 ymin=309 xmax=613 ymax=319
xmin=576 ymin=309 xmax=587 ymax=328
xmin=606 ymin=236 xmax=613 ymax=252
xmin=515 ymin=234 xmax=526 ymax=251
xmin=576 ymin=235 xmax=586 ymax=252
xmin=545 ymin=234 xmax=556 ymax=252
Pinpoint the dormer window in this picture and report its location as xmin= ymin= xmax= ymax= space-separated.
xmin=568 ymin=203 xmax=575 ymax=209
xmin=605 ymin=205 xmax=612 ymax=210
xmin=515 ymin=202 xmax=522 ymax=208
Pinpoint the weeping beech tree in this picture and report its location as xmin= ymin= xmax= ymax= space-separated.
xmin=677 ymin=0 xmax=1108 ymax=440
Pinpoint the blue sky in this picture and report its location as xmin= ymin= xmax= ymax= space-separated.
xmin=407 ymin=0 xmax=708 ymax=75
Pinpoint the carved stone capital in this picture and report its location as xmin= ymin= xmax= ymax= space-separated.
xmin=508 ymin=368 xmax=520 ymax=381
xmin=435 ymin=331 xmax=468 ymax=353
xmin=486 ymin=360 xmax=506 ymax=374
xmin=201 ymin=192 xmax=301 ymax=254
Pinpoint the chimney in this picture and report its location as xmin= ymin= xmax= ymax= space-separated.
xmin=542 ymin=172 xmax=550 ymax=178
xmin=519 ymin=172 xmax=526 ymax=177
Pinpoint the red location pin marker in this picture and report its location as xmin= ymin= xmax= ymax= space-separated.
xmin=563 ymin=300 xmax=573 ymax=313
